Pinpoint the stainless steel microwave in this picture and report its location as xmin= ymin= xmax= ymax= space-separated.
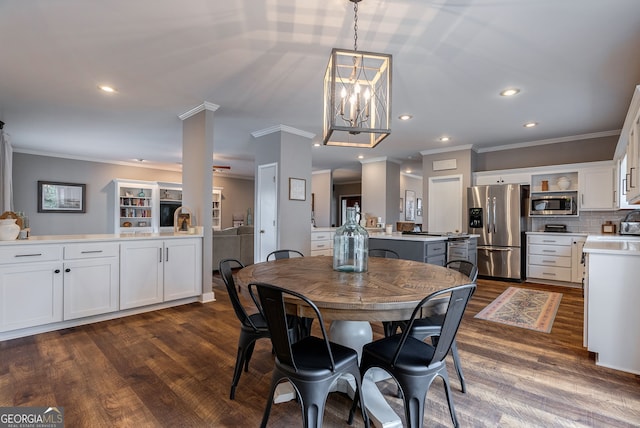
xmin=530 ymin=193 xmax=577 ymax=216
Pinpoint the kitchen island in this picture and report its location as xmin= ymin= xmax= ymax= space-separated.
xmin=582 ymin=235 xmax=640 ymax=374
xmin=0 ymin=231 xmax=205 ymax=341
xmin=369 ymin=232 xmax=478 ymax=266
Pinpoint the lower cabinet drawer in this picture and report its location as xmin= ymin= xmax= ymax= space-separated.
xmin=64 ymin=242 xmax=119 ymax=259
xmin=311 ymin=241 xmax=332 ymax=251
xmin=311 ymin=248 xmax=332 ymax=256
xmin=426 ymin=254 xmax=446 ymax=266
xmin=528 ymin=254 xmax=572 ymax=268
xmin=529 ymin=244 xmax=572 ymax=257
xmin=528 ymin=264 xmax=572 ymax=282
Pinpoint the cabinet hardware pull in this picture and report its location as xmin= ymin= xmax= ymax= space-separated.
xmin=65 ymin=268 xmax=71 ymax=273
xmin=542 ymin=250 xmax=556 ymax=253
xmin=54 ymin=269 xmax=61 ymax=274
xmin=543 ymin=272 xmax=556 ymax=276
xmin=165 ymin=248 xmax=169 ymax=262
xmin=542 ymin=260 xmax=556 ymax=263
xmin=630 ymin=167 xmax=636 ymax=188
xmin=15 ymin=253 xmax=42 ymax=257
xmin=159 ymin=248 xmax=162 ymax=263
xmin=624 ymin=175 xmax=629 ymax=194
xmin=81 ymin=250 xmax=103 ymax=254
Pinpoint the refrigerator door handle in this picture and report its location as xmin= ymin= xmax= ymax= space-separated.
xmin=491 ymin=196 xmax=497 ymax=233
xmin=486 ymin=197 xmax=491 ymax=234
xmin=478 ymin=246 xmax=513 ymax=252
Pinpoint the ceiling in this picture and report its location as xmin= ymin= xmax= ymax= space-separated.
xmin=1 ymin=1 xmax=640 ymax=182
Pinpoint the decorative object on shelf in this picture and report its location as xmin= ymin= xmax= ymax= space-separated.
xmin=601 ymin=221 xmax=617 ymax=234
xmin=541 ymin=180 xmax=549 ymax=191
xmin=246 ymin=207 xmax=253 ymax=226
xmin=37 ymin=181 xmax=86 ymax=213
xmin=323 ymin=0 xmax=392 ymax=148
xmin=138 ymin=189 xmax=145 ymax=197
xmin=416 ymin=198 xmax=423 ymax=216
xmin=288 ymin=177 xmax=306 ymax=201
xmin=122 ymin=221 xmax=132 ymax=227
xmin=0 ymin=218 xmax=20 ymax=240
xmin=557 ymin=176 xmax=571 ymax=190
xmin=333 ymin=206 xmax=369 ymax=272
xmin=173 ymin=206 xmax=193 ymax=233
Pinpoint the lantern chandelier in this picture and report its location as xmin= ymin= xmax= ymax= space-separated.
xmin=323 ymin=0 xmax=392 ymax=148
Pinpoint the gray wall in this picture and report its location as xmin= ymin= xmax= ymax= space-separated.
xmin=13 ymin=153 xmax=181 ymax=235
xmin=311 ymin=171 xmax=332 ymax=227
xmin=475 ymin=135 xmax=617 ymax=171
xmin=12 ymin=152 xmax=255 ymax=236
xmin=214 ymin=175 xmax=255 ymax=229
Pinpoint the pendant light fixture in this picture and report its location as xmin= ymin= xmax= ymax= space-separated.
xmin=323 ymin=0 xmax=392 ymax=148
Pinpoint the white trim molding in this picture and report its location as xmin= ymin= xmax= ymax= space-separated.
xmin=251 ymin=124 xmax=315 ymax=140
xmin=178 ymin=101 xmax=220 ymax=120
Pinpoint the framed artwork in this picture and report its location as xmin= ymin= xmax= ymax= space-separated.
xmin=37 ymin=181 xmax=86 ymax=213
xmin=405 ymin=190 xmax=416 ymax=221
xmin=176 ymin=212 xmax=191 ymax=232
xmin=289 ymin=177 xmax=306 ymax=201
xmin=416 ymin=198 xmax=423 ymax=216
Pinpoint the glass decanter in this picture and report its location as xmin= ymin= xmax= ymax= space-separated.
xmin=333 ymin=206 xmax=369 ymax=272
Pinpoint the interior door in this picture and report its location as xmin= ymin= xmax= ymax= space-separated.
xmin=256 ymin=163 xmax=278 ymax=262
xmin=428 ymin=175 xmax=463 ymax=233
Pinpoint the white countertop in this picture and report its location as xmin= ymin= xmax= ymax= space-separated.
xmin=583 ymin=235 xmax=640 ymax=255
xmin=0 ymin=231 xmax=204 ymax=245
xmin=369 ymin=232 xmax=448 ymax=242
xmin=526 ymin=231 xmax=589 ymax=236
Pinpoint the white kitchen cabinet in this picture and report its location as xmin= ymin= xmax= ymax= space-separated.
xmin=571 ymin=237 xmax=586 ymax=284
xmin=618 ymin=85 xmax=640 ymax=204
xmin=163 ymin=238 xmax=202 ymax=301
xmin=63 ymin=242 xmax=119 ymax=320
xmin=578 ymin=163 xmax=616 ymax=210
xmin=120 ymin=238 xmax=202 ymax=310
xmin=0 ymin=245 xmax=63 ymax=332
xmin=474 ymin=171 xmax=530 ymax=186
xmin=311 ymin=229 xmax=333 ymax=256
xmin=527 ymin=233 xmax=585 ymax=285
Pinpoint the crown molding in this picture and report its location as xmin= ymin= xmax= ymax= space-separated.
xmin=178 ymin=101 xmax=220 ymax=120
xmin=251 ymin=124 xmax=315 ymax=139
xmin=312 ymin=169 xmax=332 ymax=175
xmin=474 ymin=130 xmax=620 ymax=153
xmin=420 ymin=144 xmax=474 ymax=156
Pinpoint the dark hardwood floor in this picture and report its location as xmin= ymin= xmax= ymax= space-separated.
xmin=1 ymin=276 xmax=639 ymax=427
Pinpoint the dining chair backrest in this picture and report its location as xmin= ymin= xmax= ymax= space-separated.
xmin=446 ymin=259 xmax=478 ymax=282
xmin=219 ymin=258 xmax=257 ymax=330
xmin=266 ymin=249 xmax=304 ymax=261
xmin=392 ymin=283 xmax=476 ymax=365
xmin=249 ymin=282 xmax=335 ymax=372
xmin=369 ymin=248 xmax=400 ymax=259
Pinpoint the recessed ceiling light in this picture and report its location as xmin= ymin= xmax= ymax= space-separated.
xmin=98 ymin=85 xmax=117 ymax=93
xmin=398 ymin=114 xmax=413 ymax=121
xmin=406 ymin=169 xmax=412 ymax=174
xmin=523 ymin=122 xmax=538 ymax=128
xmin=357 ymin=155 xmax=364 ymax=159
xmin=500 ymin=88 xmax=520 ymax=97
xmin=313 ymin=142 xmax=321 ymax=147
xmin=439 ymin=136 xmax=450 ymax=142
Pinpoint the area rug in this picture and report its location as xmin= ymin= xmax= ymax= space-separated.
xmin=474 ymin=287 xmax=562 ymax=333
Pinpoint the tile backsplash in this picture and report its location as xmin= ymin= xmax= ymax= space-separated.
xmin=531 ymin=210 xmax=637 ymax=234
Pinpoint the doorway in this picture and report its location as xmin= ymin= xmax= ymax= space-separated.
xmin=339 ymin=195 xmax=361 ymax=226
xmin=256 ymin=163 xmax=278 ymax=262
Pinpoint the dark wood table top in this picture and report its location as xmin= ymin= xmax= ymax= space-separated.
xmin=236 ymin=256 xmax=471 ymax=322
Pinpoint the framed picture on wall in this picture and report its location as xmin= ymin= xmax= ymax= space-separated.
xmin=37 ymin=181 xmax=86 ymax=213
xmin=289 ymin=177 xmax=306 ymax=201
xmin=405 ymin=190 xmax=416 ymax=221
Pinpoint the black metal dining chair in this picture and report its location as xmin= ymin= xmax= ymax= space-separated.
xmin=349 ymin=283 xmax=476 ymax=428
xmin=368 ymin=248 xmax=400 ymax=259
xmin=266 ymin=249 xmax=304 ymax=261
xmin=219 ymin=258 xmax=299 ymax=400
xmin=249 ymin=281 xmax=369 ymax=428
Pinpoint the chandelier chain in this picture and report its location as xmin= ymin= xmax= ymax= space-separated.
xmin=353 ymin=2 xmax=358 ymax=52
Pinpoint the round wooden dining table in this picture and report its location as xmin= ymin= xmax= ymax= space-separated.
xmin=236 ymin=255 xmax=472 ymax=428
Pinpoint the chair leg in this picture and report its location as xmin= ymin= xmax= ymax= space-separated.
xmin=260 ymin=374 xmax=280 ymax=428
xmin=231 ymin=332 xmax=259 ymax=400
xmin=450 ymin=339 xmax=466 ymax=393
xmin=439 ymin=368 xmax=459 ymax=428
xmin=230 ymin=345 xmax=245 ymax=400
xmin=394 ymin=373 xmax=431 ymax=428
xmin=244 ymin=341 xmax=256 ymax=372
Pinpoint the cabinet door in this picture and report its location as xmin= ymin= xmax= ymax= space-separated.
xmin=120 ymin=241 xmax=163 ymax=309
xmin=579 ymin=166 xmax=615 ymax=210
xmin=63 ymin=257 xmax=119 ymax=320
xmin=163 ymin=238 xmax=202 ymax=301
xmin=571 ymin=238 xmax=586 ymax=284
xmin=626 ymin=112 xmax=640 ymax=202
xmin=0 ymin=262 xmax=63 ymax=332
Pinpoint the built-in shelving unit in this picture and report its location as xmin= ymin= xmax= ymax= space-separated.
xmin=114 ymin=179 xmax=158 ymax=233
xmin=212 ymin=187 xmax=222 ymax=231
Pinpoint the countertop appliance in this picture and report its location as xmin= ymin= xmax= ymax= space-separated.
xmin=620 ymin=210 xmax=640 ymax=235
xmin=468 ymin=184 xmax=530 ymax=280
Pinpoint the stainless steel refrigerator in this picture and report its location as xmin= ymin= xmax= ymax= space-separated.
xmin=467 ymin=184 xmax=529 ymax=280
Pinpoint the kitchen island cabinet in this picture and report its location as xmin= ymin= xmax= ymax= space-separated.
xmin=0 ymin=232 xmax=204 ymax=341
xmin=583 ymin=236 xmax=640 ymax=374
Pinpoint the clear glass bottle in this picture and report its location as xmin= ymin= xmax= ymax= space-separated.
xmin=333 ymin=206 xmax=369 ymax=272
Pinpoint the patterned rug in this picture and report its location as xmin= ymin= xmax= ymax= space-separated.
xmin=474 ymin=287 xmax=562 ymax=333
